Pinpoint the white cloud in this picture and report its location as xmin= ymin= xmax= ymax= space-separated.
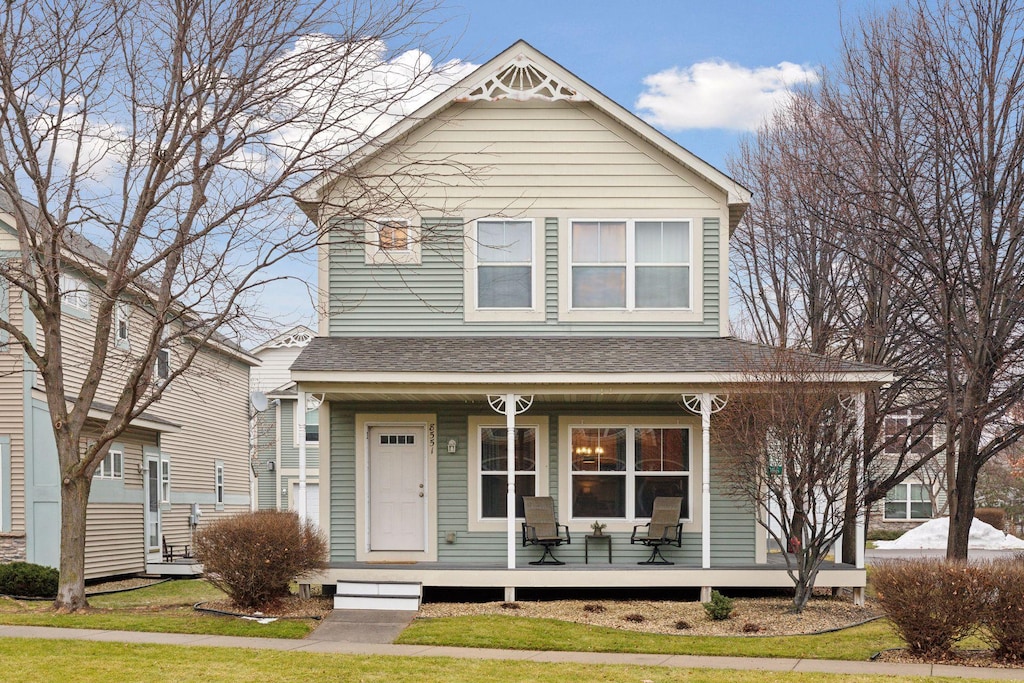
xmin=635 ymin=60 xmax=818 ymax=132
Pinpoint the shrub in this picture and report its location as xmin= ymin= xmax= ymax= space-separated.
xmin=866 ymin=529 xmax=905 ymax=541
xmin=0 ymin=562 xmax=58 ymax=597
xmin=976 ymin=508 xmax=1006 ymax=531
xmin=979 ymin=559 xmax=1024 ymax=661
xmin=742 ymin=622 xmax=762 ymax=633
xmin=194 ymin=510 xmax=327 ymax=610
xmin=499 ymin=601 xmax=520 ymax=610
xmin=582 ymin=603 xmax=606 ymax=613
xmin=623 ymin=613 xmax=645 ymax=623
xmin=703 ymin=590 xmax=734 ymax=621
xmin=873 ymin=559 xmax=983 ymax=656
xmin=674 ymin=619 xmax=691 ymax=630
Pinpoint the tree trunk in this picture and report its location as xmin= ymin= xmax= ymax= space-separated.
xmin=946 ymin=448 xmax=978 ymax=560
xmin=53 ymin=475 xmax=91 ymax=612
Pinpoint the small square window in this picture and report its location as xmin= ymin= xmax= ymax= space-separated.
xmin=96 ymin=450 xmax=123 ymax=479
xmin=379 ymin=222 xmax=409 ymax=251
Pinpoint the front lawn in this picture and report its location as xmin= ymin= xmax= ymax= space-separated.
xmin=0 ymin=579 xmax=317 ymax=639
xmin=0 ymin=638 xmax=982 ymax=683
xmin=397 ymin=615 xmax=903 ymax=660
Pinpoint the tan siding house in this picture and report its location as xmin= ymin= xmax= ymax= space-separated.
xmin=0 ymin=202 xmax=257 ymax=579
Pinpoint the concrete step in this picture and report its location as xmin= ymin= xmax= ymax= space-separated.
xmin=333 ymin=594 xmax=420 ymax=611
xmin=334 ymin=580 xmax=422 ymax=611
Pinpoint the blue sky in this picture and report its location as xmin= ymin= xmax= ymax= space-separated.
xmin=436 ymin=0 xmax=894 ymax=169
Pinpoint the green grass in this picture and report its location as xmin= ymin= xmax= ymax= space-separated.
xmin=397 ymin=615 xmax=902 ymax=661
xmin=0 ymin=579 xmax=316 ymax=639
xmin=0 ymin=638 xmax=987 ymax=683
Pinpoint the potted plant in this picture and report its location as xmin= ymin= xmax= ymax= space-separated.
xmin=590 ymin=521 xmax=607 ymax=536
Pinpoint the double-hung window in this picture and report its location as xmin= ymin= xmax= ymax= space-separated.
xmin=884 ymin=482 xmax=932 ymax=520
xmin=60 ymin=272 xmax=90 ymax=313
xmin=156 ymin=347 xmax=170 ymax=380
xmin=570 ymin=426 xmax=690 ymax=519
xmin=476 ymin=220 xmax=533 ymax=309
xmin=305 ymin=406 xmax=319 ymax=443
xmin=115 ymin=301 xmax=130 ymax=347
xmin=96 ymin=449 xmax=123 ymax=479
xmin=215 ymin=462 xmax=224 ymax=507
xmin=570 ymin=219 xmax=690 ymax=310
xmin=479 ymin=426 xmax=537 ymax=519
xmin=160 ymin=457 xmax=171 ymax=504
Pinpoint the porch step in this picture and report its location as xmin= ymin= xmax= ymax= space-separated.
xmin=334 ymin=580 xmax=421 ymax=611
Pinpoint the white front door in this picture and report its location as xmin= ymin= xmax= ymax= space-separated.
xmin=291 ymin=482 xmax=320 ymax=528
xmin=368 ymin=426 xmax=426 ymax=551
xmin=145 ymin=457 xmax=160 ymax=554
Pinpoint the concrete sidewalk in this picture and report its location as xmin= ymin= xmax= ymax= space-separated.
xmin=1 ymin=623 xmax=1023 ymax=680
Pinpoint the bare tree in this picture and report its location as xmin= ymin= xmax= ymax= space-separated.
xmin=729 ymin=88 xmax=946 ymax=563
xmin=0 ymin=0 xmax=461 ymax=610
xmin=712 ymin=351 xmax=865 ymax=613
xmin=815 ymin=0 xmax=1024 ymax=558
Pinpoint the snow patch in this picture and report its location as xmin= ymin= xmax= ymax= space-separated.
xmin=874 ymin=517 xmax=1024 ymax=550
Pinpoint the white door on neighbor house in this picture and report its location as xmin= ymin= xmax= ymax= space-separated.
xmin=290 ymin=482 xmax=320 ymax=528
xmin=368 ymin=426 xmax=426 ymax=551
xmin=145 ymin=457 xmax=161 ymax=555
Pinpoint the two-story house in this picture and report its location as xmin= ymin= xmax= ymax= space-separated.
xmin=290 ymin=41 xmax=890 ymax=606
xmin=249 ymin=326 xmax=321 ymax=521
xmin=0 ymin=192 xmax=256 ymax=580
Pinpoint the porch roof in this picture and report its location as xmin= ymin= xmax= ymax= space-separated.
xmin=292 ymin=336 xmax=890 ymax=380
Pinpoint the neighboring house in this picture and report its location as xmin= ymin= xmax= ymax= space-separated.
xmin=249 ymin=326 xmax=321 ymax=522
xmin=290 ymin=41 xmax=891 ymax=604
xmin=872 ymin=410 xmax=948 ymax=532
xmin=0 ymin=194 xmax=257 ymax=579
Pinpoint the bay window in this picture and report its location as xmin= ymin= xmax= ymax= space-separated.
xmin=570 ymin=219 xmax=691 ymax=310
xmin=570 ymin=425 xmax=690 ymax=520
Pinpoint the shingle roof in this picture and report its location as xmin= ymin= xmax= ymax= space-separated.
xmin=291 ymin=336 xmax=889 ymax=376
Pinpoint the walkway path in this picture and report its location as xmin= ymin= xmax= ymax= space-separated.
xmin=2 ymin=622 xmax=1023 ymax=680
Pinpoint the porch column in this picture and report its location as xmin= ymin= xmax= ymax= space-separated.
xmin=855 ymin=391 xmax=866 ymax=570
xmin=682 ymin=393 xmax=727 ymax=570
xmin=488 ymin=394 xmax=534 ymax=570
xmin=297 ymin=389 xmax=307 ymax=524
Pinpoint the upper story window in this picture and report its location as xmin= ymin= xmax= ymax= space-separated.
xmin=115 ymin=301 xmax=130 ymax=347
xmin=365 ymin=219 xmax=420 ymax=264
xmin=477 ymin=220 xmax=533 ymax=309
xmin=884 ymin=482 xmax=933 ymax=520
xmin=95 ymin=449 xmax=123 ymax=479
xmin=60 ymin=272 xmax=90 ymax=313
xmin=305 ymin=406 xmax=319 ymax=443
xmin=570 ymin=219 xmax=691 ymax=310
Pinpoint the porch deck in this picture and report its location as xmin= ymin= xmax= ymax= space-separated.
xmin=310 ymin=555 xmax=865 ymax=592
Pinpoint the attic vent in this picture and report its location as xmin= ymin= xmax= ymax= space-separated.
xmin=461 ymin=55 xmax=588 ymax=103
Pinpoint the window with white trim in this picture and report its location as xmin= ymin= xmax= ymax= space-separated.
xmin=570 ymin=219 xmax=690 ymax=310
xmin=365 ymin=219 xmax=420 ymax=264
xmin=476 ymin=220 xmax=534 ymax=309
xmin=115 ymin=301 xmax=130 ymax=346
xmin=478 ymin=426 xmax=537 ymax=518
xmin=570 ymin=426 xmax=690 ymax=519
xmin=305 ymin=406 xmax=319 ymax=443
xmin=156 ymin=347 xmax=170 ymax=380
xmin=215 ymin=462 xmax=224 ymax=506
xmin=60 ymin=272 xmax=90 ymax=312
xmin=378 ymin=219 xmax=409 ymax=252
xmin=96 ymin=449 xmax=123 ymax=479
xmin=160 ymin=457 xmax=171 ymax=504
xmin=884 ymin=482 xmax=932 ymax=520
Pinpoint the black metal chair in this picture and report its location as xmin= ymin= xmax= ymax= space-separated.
xmin=630 ymin=496 xmax=683 ymax=564
xmin=162 ymin=535 xmax=191 ymax=562
xmin=521 ymin=496 xmax=571 ymax=565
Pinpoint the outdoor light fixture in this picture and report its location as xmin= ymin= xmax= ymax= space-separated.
xmin=267 ymin=461 xmax=275 ymax=472
xmin=447 ymin=439 xmax=457 ymax=453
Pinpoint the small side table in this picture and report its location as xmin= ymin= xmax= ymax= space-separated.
xmin=585 ymin=534 xmax=612 ymax=564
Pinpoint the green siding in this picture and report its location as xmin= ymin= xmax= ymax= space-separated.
xmin=326 ymin=401 xmax=752 ymax=565
xmin=326 ymin=217 xmax=724 ymax=337
xmin=255 ymin=408 xmax=277 ymax=509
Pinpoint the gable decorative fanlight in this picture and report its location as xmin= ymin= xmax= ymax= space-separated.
xmin=461 ymin=54 xmax=589 ymax=103
xmin=269 ymin=330 xmax=313 ymax=348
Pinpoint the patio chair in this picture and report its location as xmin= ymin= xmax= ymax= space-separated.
xmin=162 ymin=535 xmax=191 ymax=562
xmin=521 ymin=496 xmax=571 ymax=565
xmin=630 ymin=496 xmax=683 ymax=565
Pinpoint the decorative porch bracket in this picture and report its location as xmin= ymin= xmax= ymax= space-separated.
xmin=488 ymin=394 xmax=534 ymax=570
xmin=681 ymin=393 xmax=728 ymax=569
